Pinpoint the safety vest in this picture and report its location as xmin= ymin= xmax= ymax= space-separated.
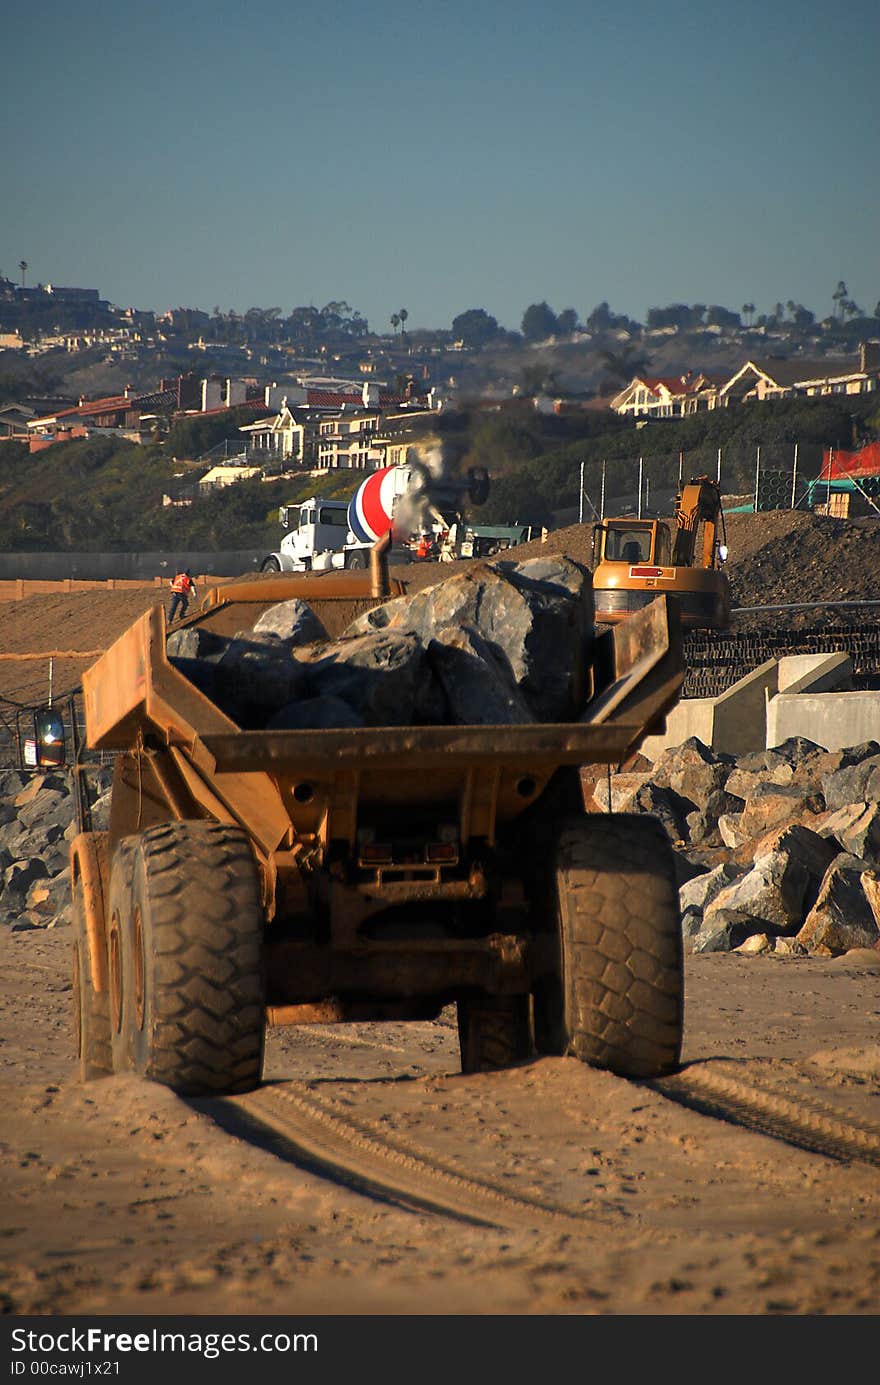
xmin=170 ymin=573 xmax=192 ymax=594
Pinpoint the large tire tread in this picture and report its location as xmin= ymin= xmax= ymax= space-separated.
xmin=457 ymin=996 xmax=531 ymax=1075
xmin=112 ymin=822 xmax=265 ymax=1096
xmin=542 ymin=814 xmax=683 ymax=1079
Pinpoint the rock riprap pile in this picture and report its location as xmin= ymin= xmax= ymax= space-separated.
xmin=0 ymin=766 xmax=113 ymax=931
xmin=165 ymin=557 xmax=595 ymax=729
xmin=589 ymin=736 xmax=880 ymax=957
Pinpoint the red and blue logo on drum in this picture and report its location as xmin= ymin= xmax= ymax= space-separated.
xmin=347 ymin=466 xmax=401 ymax=543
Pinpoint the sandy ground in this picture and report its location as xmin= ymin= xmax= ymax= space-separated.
xmin=1 ymin=923 xmax=879 ymax=1318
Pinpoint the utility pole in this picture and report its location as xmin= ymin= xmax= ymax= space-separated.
xmin=600 ymin=461 xmax=606 ymax=519
xmin=754 ymin=445 xmax=761 ymax=512
xmin=637 ymin=457 xmax=643 ymax=518
xmin=791 ymin=442 xmax=799 ymax=509
xmin=578 ymin=461 xmax=585 ymax=523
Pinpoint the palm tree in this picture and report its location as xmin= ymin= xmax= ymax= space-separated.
xmin=398 ymin=307 xmax=408 ymax=342
xmin=19 ymin=260 xmax=27 ymax=288
xmin=390 ymin=312 xmax=400 ymax=337
xmin=598 ymin=345 xmax=649 ymax=387
xmin=832 ymin=280 xmax=848 ymax=321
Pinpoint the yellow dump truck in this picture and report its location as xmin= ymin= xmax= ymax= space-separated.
xmin=71 ymin=543 xmax=686 ymax=1095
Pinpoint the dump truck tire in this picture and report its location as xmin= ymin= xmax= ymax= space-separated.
xmin=457 ymin=995 xmax=532 ymax=1074
xmin=260 ymin=556 xmax=282 ymax=573
xmin=533 ymin=814 xmax=683 ymax=1079
xmin=73 ymin=877 xmax=112 ymax=1080
xmin=345 ymin=550 xmax=369 ymax=570
xmin=109 ymin=823 xmax=266 ymax=1096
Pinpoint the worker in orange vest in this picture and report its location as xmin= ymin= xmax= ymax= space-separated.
xmin=168 ymin=568 xmax=197 ymax=624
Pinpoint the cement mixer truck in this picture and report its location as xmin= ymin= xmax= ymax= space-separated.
xmin=260 ymin=461 xmax=490 ymax=573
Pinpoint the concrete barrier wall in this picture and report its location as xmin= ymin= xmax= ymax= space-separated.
xmin=767 ymin=691 xmax=880 ymax=750
xmin=639 ymin=698 xmax=716 ymax=761
xmin=642 ymin=651 xmax=868 ymax=760
xmin=0 ymin=551 xmax=266 ymax=582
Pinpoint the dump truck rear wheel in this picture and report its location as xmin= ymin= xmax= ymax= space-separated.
xmin=345 ymin=550 xmax=369 ymax=570
xmin=109 ymin=823 xmax=266 ymax=1096
xmin=260 ymin=556 xmax=282 ymax=573
xmin=72 ymin=877 xmax=112 ymax=1080
xmin=457 ymin=994 xmax=531 ymax=1074
xmin=533 ymin=815 xmax=683 ymax=1079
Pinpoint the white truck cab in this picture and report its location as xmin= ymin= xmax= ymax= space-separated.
xmin=261 ymin=497 xmax=359 ymax=572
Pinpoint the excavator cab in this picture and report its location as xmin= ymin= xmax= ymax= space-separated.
xmin=591 ymin=477 xmax=731 ymax=631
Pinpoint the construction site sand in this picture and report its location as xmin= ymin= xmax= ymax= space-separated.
xmin=1 ymin=510 xmax=879 ymax=1317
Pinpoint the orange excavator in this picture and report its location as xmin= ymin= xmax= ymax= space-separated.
xmin=591 ymin=475 xmax=731 ymax=630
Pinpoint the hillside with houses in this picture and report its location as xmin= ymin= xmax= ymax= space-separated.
xmin=1 ymin=272 xmax=879 ymax=553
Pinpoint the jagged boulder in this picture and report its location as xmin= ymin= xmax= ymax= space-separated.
xmin=686 ymin=789 xmax=746 ymax=847
xmin=735 ymin=783 xmax=824 ymax=841
xmin=703 ymin=846 xmax=811 ymax=936
xmin=343 ymin=558 xmax=593 ymax=722
xmin=252 ymin=598 xmax=329 ymax=645
xmin=814 ymin=802 xmax=880 ymax=863
xmin=821 ymin=754 xmax=880 ymax=812
xmin=290 ymin=629 xmax=429 ymax=727
xmin=693 ymin=908 xmax=756 ymax=953
xmin=426 ymin=623 xmax=535 ymax=725
xmin=797 ymin=855 xmax=880 ymax=955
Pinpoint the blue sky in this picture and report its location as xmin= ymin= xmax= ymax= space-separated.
xmin=3 ymin=0 xmax=878 ymax=333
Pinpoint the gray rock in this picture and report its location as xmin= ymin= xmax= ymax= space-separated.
xmin=0 ymin=769 xmax=29 ymax=799
xmin=718 ymin=812 xmax=746 ymax=849
xmin=2 ymin=857 xmax=49 ymax=900
xmin=725 ymin=765 xmax=794 ymax=799
xmin=213 ymin=637 xmax=308 ymax=725
xmin=265 ymin=696 xmax=364 ymax=730
xmin=815 ymin=802 xmax=880 ymax=864
xmin=631 ymin=783 xmax=692 ymax=845
xmin=342 ymin=595 xmax=414 ymax=637
xmin=706 ymin=848 xmax=811 ymax=934
xmin=822 ymin=755 xmax=880 ymax=812
xmin=427 ymin=623 xmax=535 ymax=725
xmin=292 ymin=629 xmax=427 ymax=727
xmin=88 ymin=789 xmax=113 ymax=833
xmin=165 ymin=626 xmax=229 ymax=661
xmin=797 ymin=855 xmax=880 ymax=955
xmin=764 ymin=737 xmax=824 ymax=768
xmin=16 ymin=789 xmax=73 ymax=834
xmin=252 ymin=599 xmax=329 ymax=645
xmin=679 ymin=860 xmax=742 ymax=915
xmin=692 ymin=909 xmax=756 ymax=953
xmin=686 ymin=789 xmax=747 ymax=847
xmin=748 ymin=825 xmax=840 ymax=914
xmin=352 ymin=562 xmax=591 ymax=722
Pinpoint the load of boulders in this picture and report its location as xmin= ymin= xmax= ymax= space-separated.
xmin=587 ymin=735 xmax=880 ymax=957
xmin=0 ymin=765 xmax=114 ymax=931
xmin=164 ymin=556 xmax=595 ymax=729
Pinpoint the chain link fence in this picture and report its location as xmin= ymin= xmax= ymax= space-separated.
xmin=576 ymin=441 xmax=841 ymax=520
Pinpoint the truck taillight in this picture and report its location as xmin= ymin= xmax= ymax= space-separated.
xmin=425 ymin=842 xmax=458 ymax=863
xmin=360 ymin=842 xmax=393 ymax=865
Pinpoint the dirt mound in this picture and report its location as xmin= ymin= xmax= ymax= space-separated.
xmin=512 ymin=510 xmax=880 ymax=630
